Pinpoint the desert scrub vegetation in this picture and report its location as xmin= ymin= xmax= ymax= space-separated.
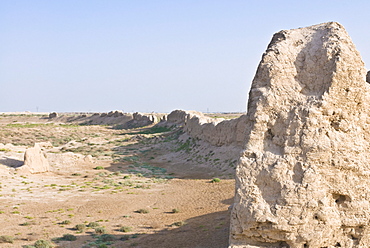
xmin=94 ymin=226 xmax=107 ymax=234
xmin=121 ymin=155 xmax=139 ymax=162
xmin=130 ymin=126 xmax=173 ymax=135
xmin=98 ymin=234 xmax=115 ymax=242
xmin=60 ymin=220 xmax=71 ymax=225
xmin=171 ymin=221 xmax=186 ymax=227
xmin=58 ymin=233 xmax=77 ymax=241
xmin=61 ymin=146 xmax=111 ymax=157
xmin=22 ymin=239 xmax=54 ymax=248
xmin=41 ymin=169 xmax=167 ymax=194
xmin=175 ymin=138 xmax=195 ymax=153
xmin=0 ymin=125 xmax=78 ymax=146
xmin=125 ymin=161 xmax=173 ymax=179
xmin=0 ymin=121 xmax=118 ymax=147
xmin=5 ymin=123 xmax=54 ymax=128
xmin=172 ymin=208 xmax=180 ymax=213
xmin=33 ymin=239 xmax=54 ymax=248
xmin=0 ymin=235 xmax=14 ymax=243
xmin=20 ymin=221 xmax=36 ymax=226
xmin=136 ymin=208 xmax=149 ymax=214
xmin=87 ymin=222 xmax=100 ymax=228
xmin=119 ymin=226 xmax=132 ymax=232
xmin=74 ymin=223 xmax=86 ymax=232
xmin=211 ymin=178 xmax=221 ymax=183
xmin=82 ymin=234 xmax=115 ymax=247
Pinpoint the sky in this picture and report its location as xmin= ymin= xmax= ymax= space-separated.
xmin=1 ymin=1 xmax=370 ymax=113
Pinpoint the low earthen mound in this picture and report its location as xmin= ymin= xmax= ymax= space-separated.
xmin=17 ymin=143 xmax=50 ymax=174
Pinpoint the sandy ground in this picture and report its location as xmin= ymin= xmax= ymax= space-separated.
xmin=0 ymin=114 xmax=235 ymax=248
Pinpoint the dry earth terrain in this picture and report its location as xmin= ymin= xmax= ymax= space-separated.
xmin=0 ymin=113 xmax=235 ymax=248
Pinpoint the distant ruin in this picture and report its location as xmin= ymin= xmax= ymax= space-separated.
xmin=48 ymin=111 xmax=163 ymax=128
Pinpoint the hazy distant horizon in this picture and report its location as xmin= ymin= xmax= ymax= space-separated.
xmin=2 ymin=1 xmax=370 ymax=113
xmin=0 ymin=110 xmax=247 ymax=115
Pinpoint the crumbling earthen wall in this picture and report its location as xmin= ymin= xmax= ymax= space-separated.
xmin=49 ymin=111 xmax=164 ymax=128
xmin=165 ymin=110 xmax=248 ymax=148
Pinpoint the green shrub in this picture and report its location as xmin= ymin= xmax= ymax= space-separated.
xmin=211 ymin=178 xmax=221 ymax=183
xmin=34 ymin=239 xmax=53 ymax=248
xmin=60 ymin=220 xmax=71 ymax=225
xmin=60 ymin=234 xmax=77 ymax=241
xmin=95 ymin=227 xmax=107 ymax=234
xmin=98 ymin=234 xmax=115 ymax=242
xmin=0 ymin=235 xmax=14 ymax=243
xmin=136 ymin=208 xmax=149 ymax=214
xmin=94 ymin=166 xmax=104 ymax=170
xmin=120 ymin=235 xmax=130 ymax=241
xmin=75 ymin=224 xmax=86 ymax=232
xmin=172 ymin=221 xmax=185 ymax=227
xmin=87 ymin=222 xmax=100 ymax=228
xmin=175 ymin=140 xmax=192 ymax=152
xmin=82 ymin=241 xmax=110 ymax=248
xmin=119 ymin=226 xmax=132 ymax=232
xmin=131 ymin=233 xmax=140 ymax=238
xmin=172 ymin=208 xmax=180 ymax=213
xmin=20 ymin=222 xmax=29 ymax=226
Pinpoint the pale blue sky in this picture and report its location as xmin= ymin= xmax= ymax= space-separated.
xmin=1 ymin=1 xmax=369 ymax=113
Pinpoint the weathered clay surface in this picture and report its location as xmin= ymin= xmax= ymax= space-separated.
xmin=165 ymin=110 xmax=248 ymax=147
xmin=124 ymin=112 xmax=159 ymax=129
xmin=230 ymin=22 xmax=370 ymax=247
xmin=18 ymin=143 xmax=50 ymax=173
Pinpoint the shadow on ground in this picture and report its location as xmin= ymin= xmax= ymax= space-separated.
xmin=0 ymin=157 xmax=23 ymax=168
xmin=50 ymin=210 xmax=231 ymax=248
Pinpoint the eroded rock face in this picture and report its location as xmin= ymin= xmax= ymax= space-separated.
xmin=18 ymin=143 xmax=50 ymax=174
xmin=230 ymin=22 xmax=370 ymax=247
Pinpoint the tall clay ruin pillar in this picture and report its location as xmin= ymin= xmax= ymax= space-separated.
xmin=230 ymin=22 xmax=370 ymax=248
